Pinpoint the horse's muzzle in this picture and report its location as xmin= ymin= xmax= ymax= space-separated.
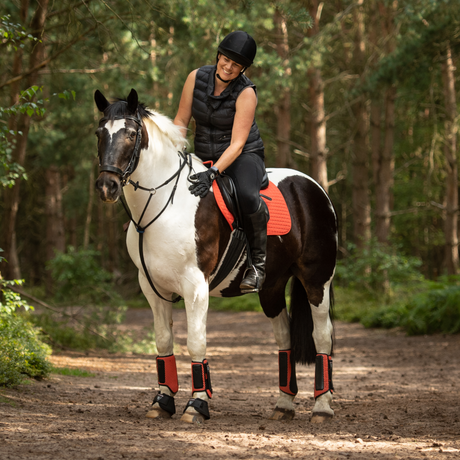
xmin=95 ymin=171 xmax=122 ymax=203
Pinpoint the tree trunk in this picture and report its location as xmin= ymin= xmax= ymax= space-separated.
xmin=307 ymin=1 xmax=328 ymax=192
xmin=374 ymin=1 xmax=397 ymax=245
xmin=44 ymin=165 xmax=66 ymax=295
xmin=1 ymin=0 xmax=49 ymax=280
xmin=274 ymin=8 xmax=292 ymax=168
xmin=441 ymin=44 xmax=459 ymax=275
xmin=83 ymin=164 xmax=95 ymax=250
xmin=375 ymin=85 xmax=396 ymax=244
xmin=351 ymin=0 xmax=371 ymax=250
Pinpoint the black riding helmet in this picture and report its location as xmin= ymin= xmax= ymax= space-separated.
xmin=217 ymin=31 xmax=257 ymax=69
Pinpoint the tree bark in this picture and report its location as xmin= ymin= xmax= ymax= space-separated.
xmin=307 ymin=0 xmax=328 ymax=192
xmin=274 ymin=8 xmax=292 ymax=168
xmin=373 ymin=1 xmax=397 ymax=245
xmin=375 ymin=85 xmax=396 ymax=244
xmin=441 ymin=44 xmax=459 ymax=275
xmin=1 ymin=0 xmax=49 ymax=280
xmin=351 ymin=0 xmax=371 ymax=250
xmin=44 ymin=165 xmax=66 ymax=295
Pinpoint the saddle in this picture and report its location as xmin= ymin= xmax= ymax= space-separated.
xmin=213 ymin=173 xmax=291 ymax=235
xmin=208 ymin=172 xmax=291 ymax=292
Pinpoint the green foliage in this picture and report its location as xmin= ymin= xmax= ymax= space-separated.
xmin=363 ymin=276 xmax=460 ymax=335
xmin=32 ymin=312 xmax=157 ymax=354
xmin=209 ymin=293 xmax=262 ymax=312
xmin=0 ymin=14 xmax=39 ymax=51
xmin=47 ymin=247 xmax=121 ymax=304
xmin=51 ymin=367 xmax=95 ymax=377
xmin=333 ymin=286 xmax=381 ymax=323
xmin=335 ymin=240 xmax=423 ymax=293
xmin=0 ymin=279 xmax=51 ymax=387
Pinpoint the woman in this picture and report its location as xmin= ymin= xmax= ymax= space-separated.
xmin=174 ymin=30 xmax=267 ymax=293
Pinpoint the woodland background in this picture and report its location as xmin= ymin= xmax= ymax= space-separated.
xmin=1 ymin=0 xmax=460 ymax=307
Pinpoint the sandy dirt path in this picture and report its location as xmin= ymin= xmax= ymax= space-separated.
xmin=1 ymin=309 xmax=460 ymax=459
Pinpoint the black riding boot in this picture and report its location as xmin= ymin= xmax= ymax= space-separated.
xmin=239 ymin=200 xmax=268 ymax=293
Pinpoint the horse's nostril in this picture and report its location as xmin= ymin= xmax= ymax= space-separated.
xmin=109 ymin=178 xmax=118 ymax=194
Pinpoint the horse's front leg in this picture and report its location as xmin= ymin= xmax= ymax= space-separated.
xmin=310 ymin=280 xmax=334 ymax=423
xmin=180 ymin=279 xmax=212 ymax=425
xmin=137 ymin=274 xmax=178 ymax=420
xmin=268 ymin=307 xmax=297 ymax=421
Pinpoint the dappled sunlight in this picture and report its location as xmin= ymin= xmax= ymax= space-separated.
xmin=1 ymin=310 xmax=459 ymax=459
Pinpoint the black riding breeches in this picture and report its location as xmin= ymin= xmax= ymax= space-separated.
xmin=223 ymin=152 xmax=265 ymax=216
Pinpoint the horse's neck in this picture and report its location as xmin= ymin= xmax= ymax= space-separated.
xmin=123 ymin=145 xmax=184 ymax=221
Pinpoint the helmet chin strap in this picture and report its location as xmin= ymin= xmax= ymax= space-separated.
xmin=216 ymin=69 xmax=246 ymax=84
xmin=216 ymin=73 xmax=235 ymax=83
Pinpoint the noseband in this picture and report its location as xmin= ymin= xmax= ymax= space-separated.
xmin=98 ymin=112 xmax=143 ymax=185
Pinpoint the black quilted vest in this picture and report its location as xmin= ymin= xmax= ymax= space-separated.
xmin=192 ymin=65 xmax=264 ymax=162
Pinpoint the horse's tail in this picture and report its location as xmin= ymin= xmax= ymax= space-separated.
xmin=289 ymin=276 xmax=334 ymax=365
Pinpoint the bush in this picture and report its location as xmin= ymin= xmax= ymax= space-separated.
xmin=361 ymin=276 xmax=460 ymax=335
xmin=335 ymin=240 xmax=423 ymax=294
xmin=47 ymin=246 xmax=121 ymax=304
xmin=0 ymin=280 xmax=51 ymax=387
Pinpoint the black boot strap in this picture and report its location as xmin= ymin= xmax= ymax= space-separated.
xmin=152 ymin=392 xmax=176 ymax=415
xmin=184 ymin=398 xmax=210 ymax=420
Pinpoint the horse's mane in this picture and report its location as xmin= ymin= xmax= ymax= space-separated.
xmin=106 ymin=97 xmax=187 ymax=151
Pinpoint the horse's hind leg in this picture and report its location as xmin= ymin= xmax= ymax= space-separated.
xmin=261 ymin=288 xmax=297 ymax=421
xmin=138 ymin=274 xmax=178 ymax=420
xmin=308 ymin=277 xmax=334 ymax=423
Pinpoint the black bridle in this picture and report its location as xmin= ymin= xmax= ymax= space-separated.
xmin=98 ymin=112 xmax=193 ymax=304
xmin=98 ymin=112 xmax=143 ymax=186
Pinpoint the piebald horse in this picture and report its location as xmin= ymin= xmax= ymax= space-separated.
xmin=94 ymin=89 xmax=337 ymax=424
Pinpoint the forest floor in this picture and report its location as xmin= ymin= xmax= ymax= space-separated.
xmin=1 ymin=308 xmax=460 ymax=459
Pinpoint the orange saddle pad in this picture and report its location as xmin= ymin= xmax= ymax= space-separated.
xmin=213 ymin=180 xmax=291 ymax=236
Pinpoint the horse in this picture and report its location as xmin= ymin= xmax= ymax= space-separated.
xmin=94 ymin=88 xmax=337 ymax=425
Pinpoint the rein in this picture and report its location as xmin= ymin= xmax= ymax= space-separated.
xmin=99 ymin=112 xmax=193 ymax=304
xmin=121 ymin=150 xmax=193 ymax=304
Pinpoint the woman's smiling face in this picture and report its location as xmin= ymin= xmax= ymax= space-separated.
xmin=216 ymin=53 xmax=244 ymax=81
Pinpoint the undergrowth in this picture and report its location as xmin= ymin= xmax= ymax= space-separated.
xmin=362 ymin=276 xmax=460 ymax=335
xmin=0 ymin=280 xmax=51 ymax=387
xmin=51 ymin=367 xmax=96 ymax=377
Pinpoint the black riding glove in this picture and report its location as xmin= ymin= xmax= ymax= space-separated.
xmin=189 ymin=166 xmax=219 ymax=198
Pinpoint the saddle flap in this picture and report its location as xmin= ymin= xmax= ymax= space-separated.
xmin=213 ymin=177 xmax=292 ymax=236
xmin=215 ymin=175 xmax=239 ymax=229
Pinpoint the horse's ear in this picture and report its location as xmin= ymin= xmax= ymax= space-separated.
xmin=126 ymin=89 xmax=138 ymax=114
xmin=94 ymin=90 xmax=110 ymax=113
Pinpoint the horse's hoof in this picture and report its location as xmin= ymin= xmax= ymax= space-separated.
xmin=180 ymin=411 xmax=206 ymax=425
xmin=146 ymin=407 xmax=172 ymax=419
xmin=269 ymin=407 xmax=295 ymax=421
xmin=310 ymin=412 xmax=333 ymax=423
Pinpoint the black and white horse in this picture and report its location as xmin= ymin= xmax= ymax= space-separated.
xmin=94 ymin=89 xmax=337 ymax=424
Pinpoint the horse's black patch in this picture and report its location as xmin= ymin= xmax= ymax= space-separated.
xmin=103 ymin=98 xmax=153 ymax=122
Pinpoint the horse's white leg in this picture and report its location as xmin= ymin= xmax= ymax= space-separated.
xmin=268 ymin=308 xmax=297 ymax=421
xmin=310 ymin=279 xmax=334 ymax=423
xmin=137 ymin=273 xmax=178 ymax=419
xmin=180 ymin=279 xmax=212 ymax=425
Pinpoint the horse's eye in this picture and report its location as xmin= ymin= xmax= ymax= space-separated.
xmin=129 ymin=131 xmax=136 ymax=140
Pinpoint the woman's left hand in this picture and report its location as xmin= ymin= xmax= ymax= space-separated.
xmin=188 ymin=167 xmax=219 ymax=198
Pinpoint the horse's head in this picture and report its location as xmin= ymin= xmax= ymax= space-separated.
xmin=94 ymin=88 xmax=149 ymax=202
